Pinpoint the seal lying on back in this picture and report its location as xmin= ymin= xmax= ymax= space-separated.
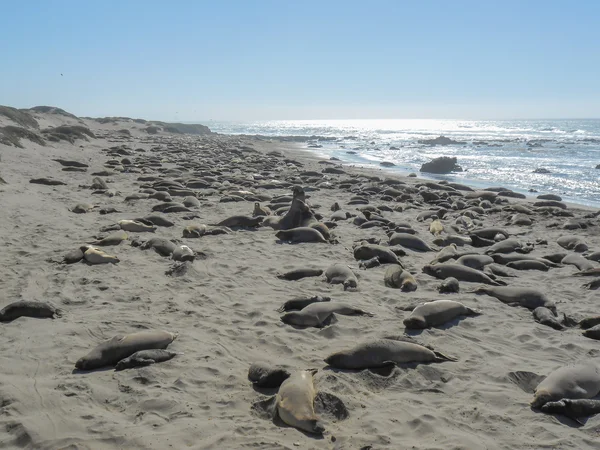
xmin=118 ymin=219 xmax=156 ymax=233
xmin=541 ymin=399 xmax=600 ymax=423
xmin=75 ymin=330 xmax=178 ymax=370
xmin=324 ymin=339 xmax=457 ymax=369
xmin=281 ymin=302 xmax=373 ymax=328
xmin=403 ymin=300 xmax=481 ymax=329
xmin=325 ymin=264 xmax=359 ymax=290
xmin=472 ymin=285 xmax=556 ymax=313
xmin=422 ymin=264 xmax=506 ymax=286
xmin=81 ymin=246 xmax=120 ymax=264
xmin=276 ymin=369 xmax=324 ymax=434
xmin=276 ymin=296 xmax=331 ymax=312
xmin=0 ymin=301 xmax=61 ymax=322
xmin=384 ymin=266 xmax=417 ymax=291
xmin=115 ymin=349 xmax=181 ymax=371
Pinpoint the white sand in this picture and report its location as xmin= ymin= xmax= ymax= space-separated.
xmin=0 ymin=110 xmax=599 ymax=449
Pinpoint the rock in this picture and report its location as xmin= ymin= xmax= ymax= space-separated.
xmin=408 ymin=173 xmax=417 ymax=177
xmin=53 ymin=158 xmax=88 ymax=168
xmin=595 ymin=164 xmax=600 ymax=169
xmin=418 ymin=136 xmax=465 ymax=146
xmin=380 ymin=161 xmax=395 ymax=167
xmin=390 ymin=146 xmax=399 ymax=150
xmin=420 ymin=156 xmax=463 ymax=174
xmin=30 ymin=177 xmax=67 ymax=186
xmin=533 ymin=168 xmax=551 ymax=174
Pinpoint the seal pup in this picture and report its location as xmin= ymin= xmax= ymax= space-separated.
xmin=276 ymin=369 xmax=324 ymax=434
xmin=63 ymin=248 xmax=85 ymax=264
xmin=277 ymin=268 xmax=324 ymax=281
xmin=115 ymin=349 xmax=181 ymax=371
xmin=324 ymin=339 xmax=457 ymax=370
xmin=276 ymin=227 xmax=327 ymax=244
xmin=75 ymin=330 xmax=178 ymax=370
xmin=0 ymin=301 xmax=62 ymax=322
xmin=541 ymin=399 xmax=600 ymax=424
xmin=71 ymin=203 xmax=96 ymax=214
xmin=277 ymin=296 xmax=331 ymax=312
xmin=118 ymin=219 xmax=156 ymax=233
xmin=248 ymin=362 xmax=291 ymax=388
xmin=533 ymin=307 xmax=563 ymax=330
xmin=324 ymin=264 xmax=358 ymax=290
xmin=81 ymin=246 xmax=120 ymax=264
xmin=471 ymin=285 xmax=556 ymax=313
xmin=509 ymin=363 xmax=600 ymax=409
xmin=172 ymin=245 xmax=195 ymax=262
xmin=429 ymin=219 xmax=444 ymax=236
xmin=281 ymin=302 xmax=373 ymax=328
xmin=422 ymin=264 xmax=505 ymax=286
xmin=438 ymin=277 xmax=460 ymax=293
xmin=253 ymin=202 xmax=271 ymax=217
xmin=506 ymin=260 xmax=549 ymax=271
xmin=384 ymin=266 xmax=417 ymax=291
xmin=403 ymin=300 xmax=481 ymax=329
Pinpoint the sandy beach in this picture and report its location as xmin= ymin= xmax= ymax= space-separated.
xmin=1 ymin=106 xmax=600 ymax=450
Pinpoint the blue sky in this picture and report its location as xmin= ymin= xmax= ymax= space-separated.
xmin=1 ymin=0 xmax=599 ymax=120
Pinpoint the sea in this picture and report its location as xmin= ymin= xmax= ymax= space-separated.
xmin=207 ymin=119 xmax=600 ymax=208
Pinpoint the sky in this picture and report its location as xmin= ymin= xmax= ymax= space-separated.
xmin=1 ymin=0 xmax=599 ymax=121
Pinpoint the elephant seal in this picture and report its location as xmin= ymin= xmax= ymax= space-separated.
xmin=277 ymin=268 xmax=323 ymax=281
xmin=353 ymin=243 xmax=401 ymax=265
xmin=277 ymin=296 xmax=331 ymax=312
xmin=115 ymin=349 xmax=181 ymax=371
xmin=324 ymin=264 xmax=358 ymax=290
xmin=573 ymin=268 xmax=600 ymax=277
xmin=429 ymin=219 xmax=444 ymax=236
xmin=75 ymin=330 xmax=178 ymax=370
xmin=557 ymin=236 xmax=588 ymax=252
xmin=432 ymin=244 xmax=458 ymax=264
xmin=92 ymin=230 xmax=128 ymax=246
xmin=586 ymin=251 xmax=600 ymax=262
xmin=140 ymin=237 xmax=177 ymax=256
xmin=456 ymin=254 xmax=494 ymax=271
xmin=71 ymin=203 xmax=96 ymax=214
xmin=584 ymin=279 xmax=600 ymax=290
xmin=63 ymin=248 xmax=84 ymax=264
xmin=384 ymin=266 xmax=417 ymax=291
xmin=276 ymin=369 xmax=324 ymax=434
xmin=276 ymin=227 xmax=327 ymax=244
xmin=324 ymin=339 xmax=457 ymax=370
xmin=118 ymin=219 xmax=156 ymax=232
xmin=172 ymin=245 xmax=195 ymax=262
xmin=140 ymin=215 xmax=174 ymax=227
xmin=506 ymin=260 xmax=549 ymax=271
xmin=0 ymin=301 xmax=61 ymax=322
xmin=403 ymin=300 xmax=481 ymax=329
xmin=438 ymin=277 xmax=460 ymax=293
xmin=388 ymin=233 xmax=436 ymax=252
xmin=561 ymin=254 xmax=596 ymax=271
xmin=471 ymin=227 xmax=510 ymax=239
xmin=510 ymin=363 xmax=600 ymax=409
xmin=533 ymin=307 xmax=563 ymax=330
xmin=579 ymin=316 xmax=600 ymax=329
xmin=253 ymin=203 xmax=271 ymax=217
xmin=541 ymin=252 xmax=568 ymax=264
xmin=583 ymin=325 xmax=600 ymax=340
xmin=182 ymin=196 xmax=200 ymax=208
xmin=422 ymin=264 xmax=505 ymax=286
xmin=484 ymin=239 xmax=528 ymax=255
xmin=281 ymin=302 xmax=373 ymax=328
xmin=472 ymin=285 xmax=556 ymax=313
xmin=248 ymin=362 xmax=291 ymax=388
xmin=541 ymin=399 xmax=600 ymax=424
xmin=81 ymin=246 xmax=119 ymax=264
xmin=214 ymin=215 xmax=263 ymax=229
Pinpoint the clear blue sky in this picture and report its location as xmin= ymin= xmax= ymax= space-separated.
xmin=1 ymin=0 xmax=599 ymax=120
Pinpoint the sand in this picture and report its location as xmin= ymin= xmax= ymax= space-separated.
xmin=0 ymin=109 xmax=599 ymax=449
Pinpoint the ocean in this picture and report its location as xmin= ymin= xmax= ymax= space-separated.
xmin=208 ymin=119 xmax=600 ymax=207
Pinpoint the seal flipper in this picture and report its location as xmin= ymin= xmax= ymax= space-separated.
xmin=562 ymin=314 xmax=579 ymax=328
xmin=433 ymin=351 xmax=458 ymax=362
xmin=466 ymin=307 xmax=483 ymax=316
xmin=251 ymin=395 xmax=277 ymax=421
xmin=507 ymin=371 xmax=545 ymax=394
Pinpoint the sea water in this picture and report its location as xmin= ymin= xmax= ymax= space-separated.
xmin=209 ymin=119 xmax=600 ymax=207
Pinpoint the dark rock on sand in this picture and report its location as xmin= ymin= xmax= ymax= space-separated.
xmin=420 ymin=156 xmax=463 ymax=174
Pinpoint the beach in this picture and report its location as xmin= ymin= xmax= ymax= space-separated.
xmin=1 ymin=107 xmax=600 ymax=449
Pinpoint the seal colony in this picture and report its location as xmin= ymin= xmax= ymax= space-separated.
xmin=1 ymin=107 xmax=600 ymax=449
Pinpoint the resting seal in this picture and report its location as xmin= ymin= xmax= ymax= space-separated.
xmin=118 ymin=219 xmax=156 ymax=233
xmin=472 ymin=285 xmax=556 ymax=313
xmin=276 ymin=369 xmax=324 ymax=434
xmin=388 ymin=233 xmax=436 ymax=252
xmin=276 ymin=227 xmax=327 ymax=244
xmin=276 ymin=296 xmax=331 ymax=312
xmin=403 ymin=300 xmax=481 ymax=329
xmin=557 ymin=236 xmax=588 ymax=252
xmin=115 ymin=349 xmax=181 ymax=371
xmin=75 ymin=330 xmax=178 ymax=370
xmin=81 ymin=246 xmax=119 ymax=264
xmin=277 ymin=268 xmax=324 ymax=281
xmin=0 ymin=301 xmax=61 ymax=322
xmin=533 ymin=307 xmax=563 ymax=330
xmin=384 ymin=266 xmax=417 ymax=291
xmin=281 ymin=302 xmax=372 ymax=328
xmin=324 ymin=264 xmax=358 ymax=290
xmin=422 ymin=264 xmax=505 ymax=286
xmin=248 ymin=362 xmax=291 ymax=388
xmin=541 ymin=399 xmax=600 ymax=424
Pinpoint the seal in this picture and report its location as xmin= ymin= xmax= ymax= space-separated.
xmin=139 ymin=215 xmax=175 ymax=227
xmin=63 ymin=248 xmax=84 ymax=264
xmin=557 ymin=236 xmax=588 ymax=253
xmin=248 ymin=362 xmax=291 ymax=388
xmin=353 ymin=243 xmax=401 ymax=265
xmin=541 ymin=399 xmax=600 ymax=424
xmin=0 ymin=301 xmax=61 ymax=322
xmin=214 ymin=215 xmax=263 ymax=229
xmin=115 ymin=349 xmax=181 ymax=371
xmin=533 ymin=307 xmax=563 ymax=330
xmin=118 ymin=219 xmax=156 ymax=233
xmin=438 ymin=277 xmax=459 ymax=293
xmin=388 ymin=233 xmax=436 ymax=252
xmin=384 ymin=266 xmax=417 ymax=291
xmin=509 ymin=363 xmax=600 ymax=409
xmin=276 ymin=296 xmax=331 ymax=312
xmin=276 ymin=369 xmax=324 ymax=434
xmin=324 ymin=264 xmax=358 ymax=290
xmin=71 ymin=203 xmax=96 ymax=214
xmin=403 ymin=300 xmax=481 ymax=329
xmin=281 ymin=302 xmax=373 ymax=328
xmin=561 ymin=254 xmax=596 ymax=271
xmin=455 ymin=254 xmax=494 ymax=271
xmin=172 ymin=245 xmax=195 ymax=262
xmin=584 ymin=278 xmax=600 ymax=290
xmin=140 ymin=237 xmax=177 ymax=256
xmin=91 ymin=230 xmax=128 ymax=246
xmin=471 ymin=285 xmax=556 ymax=313
xmin=432 ymin=244 xmax=458 ymax=264
xmin=75 ymin=329 xmax=178 ymax=370
xmin=429 ymin=219 xmax=444 ymax=236
xmin=81 ymin=246 xmax=120 ymax=264
xmin=324 ymin=339 xmax=457 ymax=370
xmin=277 ymin=268 xmax=324 ymax=281
xmin=253 ymin=202 xmax=271 ymax=217
xmin=484 ymin=239 xmax=529 ymax=255
xmin=506 ymin=260 xmax=549 ymax=271
xmin=422 ymin=264 xmax=506 ymax=286
xmin=276 ymin=227 xmax=327 ymax=244
xmin=583 ymin=325 xmax=600 ymax=340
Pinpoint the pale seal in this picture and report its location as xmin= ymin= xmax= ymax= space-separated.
xmin=276 ymin=369 xmax=324 ymax=434
xmin=324 ymin=339 xmax=457 ymax=370
xmin=81 ymin=246 xmax=120 ymax=264
xmin=172 ymin=245 xmax=195 ymax=262
xmin=115 ymin=349 xmax=181 ymax=371
xmin=0 ymin=301 xmax=61 ymax=322
xmin=118 ymin=219 xmax=156 ymax=233
xmin=455 ymin=254 xmax=494 ymax=271
xmin=75 ymin=330 xmax=178 ymax=370
xmin=91 ymin=230 xmax=128 ymax=246
xmin=403 ymin=300 xmax=481 ymax=329
xmin=281 ymin=302 xmax=373 ymax=328
xmin=324 ymin=264 xmax=358 ymax=290
xmin=384 ymin=266 xmax=417 ymax=291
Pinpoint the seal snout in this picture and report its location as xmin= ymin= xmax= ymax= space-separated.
xmin=75 ymin=357 xmax=87 ymax=370
xmin=310 ymin=420 xmax=325 ymax=435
